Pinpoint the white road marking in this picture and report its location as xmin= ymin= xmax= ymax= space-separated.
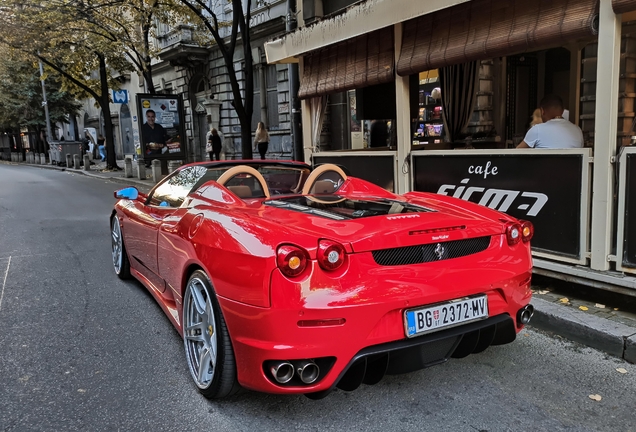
xmin=0 ymin=256 xmax=11 ymax=312
xmin=0 ymin=253 xmax=50 ymax=260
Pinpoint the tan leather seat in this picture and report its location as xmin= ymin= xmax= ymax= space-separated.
xmin=311 ymin=180 xmax=335 ymax=194
xmin=216 ymin=165 xmax=270 ymax=199
xmin=227 ymin=185 xmax=252 ymax=198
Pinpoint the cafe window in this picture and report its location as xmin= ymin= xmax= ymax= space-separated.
xmin=412 ymin=70 xmax=444 ymax=147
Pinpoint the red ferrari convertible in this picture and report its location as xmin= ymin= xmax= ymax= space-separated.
xmin=111 ymin=160 xmax=534 ymax=399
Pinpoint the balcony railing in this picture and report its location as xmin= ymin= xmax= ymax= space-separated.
xmin=156 ymin=25 xmax=195 ymax=50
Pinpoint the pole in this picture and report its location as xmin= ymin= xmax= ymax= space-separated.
xmin=38 ymin=60 xmax=53 ymax=143
xmin=286 ymin=0 xmax=303 ymax=161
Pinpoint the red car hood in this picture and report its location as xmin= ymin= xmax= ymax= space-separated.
xmin=258 ymin=200 xmax=504 ymax=253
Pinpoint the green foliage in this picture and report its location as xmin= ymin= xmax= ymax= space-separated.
xmin=0 ymin=47 xmax=80 ymax=131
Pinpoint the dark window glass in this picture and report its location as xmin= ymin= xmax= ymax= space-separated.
xmin=252 ymin=92 xmax=261 ymax=131
xmin=266 ymin=65 xmax=277 ymax=88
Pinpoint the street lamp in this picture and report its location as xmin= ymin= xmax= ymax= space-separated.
xmin=38 ymin=59 xmax=53 ymax=143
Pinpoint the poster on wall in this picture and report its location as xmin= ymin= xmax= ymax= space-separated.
xmin=136 ymin=94 xmax=185 ymax=160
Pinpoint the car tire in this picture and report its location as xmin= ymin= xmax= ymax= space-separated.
xmin=183 ymin=270 xmax=239 ymax=399
xmin=111 ymin=216 xmax=131 ymax=279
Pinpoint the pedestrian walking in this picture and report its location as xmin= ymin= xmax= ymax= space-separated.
xmin=253 ymin=122 xmax=270 ymax=160
xmin=206 ymin=128 xmax=223 ymax=161
xmin=97 ymin=135 xmax=106 ymax=162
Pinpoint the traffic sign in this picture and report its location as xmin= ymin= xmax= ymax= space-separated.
xmin=112 ymin=90 xmax=129 ymax=104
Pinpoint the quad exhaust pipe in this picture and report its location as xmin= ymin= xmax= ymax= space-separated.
xmin=296 ymin=360 xmax=320 ymax=384
xmin=269 ymin=360 xmax=321 ymax=385
xmin=517 ymin=305 xmax=535 ymax=326
xmin=270 ymin=361 xmax=294 ymax=384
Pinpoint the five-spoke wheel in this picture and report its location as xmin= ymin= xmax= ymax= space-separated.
xmin=111 ymin=216 xmax=130 ymax=279
xmin=183 ymin=270 xmax=238 ymax=398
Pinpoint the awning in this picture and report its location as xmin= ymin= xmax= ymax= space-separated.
xmin=298 ymin=27 xmax=394 ymax=99
xmin=613 ymin=0 xmax=636 ymax=13
xmin=397 ymin=0 xmax=599 ymax=76
xmin=264 ymin=0 xmax=470 ymax=64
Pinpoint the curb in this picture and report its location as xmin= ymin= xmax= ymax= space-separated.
xmin=530 ymin=296 xmax=636 ymax=364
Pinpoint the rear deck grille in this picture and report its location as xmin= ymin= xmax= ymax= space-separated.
xmin=371 ymin=236 xmax=492 ymax=266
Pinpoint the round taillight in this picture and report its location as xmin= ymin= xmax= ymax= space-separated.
xmin=317 ymin=239 xmax=346 ymax=271
xmin=277 ymin=245 xmax=309 ymax=278
xmin=506 ymin=223 xmax=522 ymax=246
xmin=520 ymin=220 xmax=534 ymax=243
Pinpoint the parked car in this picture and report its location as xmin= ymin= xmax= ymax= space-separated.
xmin=110 ymin=160 xmax=534 ymax=399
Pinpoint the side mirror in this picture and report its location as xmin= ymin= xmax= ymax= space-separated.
xmin=114 ymin=187 xmax=139 ymax=200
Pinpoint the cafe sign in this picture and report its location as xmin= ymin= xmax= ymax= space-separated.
xmin=410 ymin=149 xmax=592 ymax=264
xmin=616 ymin=148 xmax=636 ymax=273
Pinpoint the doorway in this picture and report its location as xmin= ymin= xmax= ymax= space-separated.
xmin=506 ymin=48 xmax=572 ymax=145
xmin=120 ymin=104 xmax=134 ymax=155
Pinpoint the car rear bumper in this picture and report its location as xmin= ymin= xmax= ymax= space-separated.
xmin=217 ymin=269 xmax=531 ymax=394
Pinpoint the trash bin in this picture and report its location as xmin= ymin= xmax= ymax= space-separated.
xmin=50 ymin=141 xmax=83 ymax=166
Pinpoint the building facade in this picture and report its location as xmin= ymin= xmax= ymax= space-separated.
xmin=74 ymin=0 xmax=295 ymax=163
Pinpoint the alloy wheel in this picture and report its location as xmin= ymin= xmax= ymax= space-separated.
xmin=111 ymin=219 xmax=122 ymax=274
xmin=183 ymin=277 xmax=218 ymax=389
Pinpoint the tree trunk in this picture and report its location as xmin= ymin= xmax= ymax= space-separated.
xmin=98 ymin=53 xmax=119 ymax=170
xmin=144 ymin=69 xmax=155 ymax=94
xmin=241 ymin=128 xmax=253 ymax=159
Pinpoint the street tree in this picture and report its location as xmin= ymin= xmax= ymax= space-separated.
xmin=0 ymin=46 xmax=81 ymax=150
xmin=0 ymin=0 xmax=190 ymax=168
xmin=69 ymin=0 xmax=184 ymax=94
xmin=0 ymin=1 xmax=137 ymax=169
xmin=176 ymin=0 xmax=255 ymax=159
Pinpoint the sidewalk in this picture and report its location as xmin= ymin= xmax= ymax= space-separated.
xmin=1 ymin=158 xmax=159 ymax=190
xmin=530 ymin=276 xmax=636 ymax=364
xmin=2 ymin=158 xmax=636 ymax=364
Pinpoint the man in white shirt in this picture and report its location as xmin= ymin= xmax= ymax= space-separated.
xmin=517 ymin=95 xmax=583 ymax=149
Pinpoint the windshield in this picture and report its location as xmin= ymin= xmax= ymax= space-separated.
xmin=180 ymin=164 xmax=310 ymax=200
xmin=258 ymin=166 xmax=310 ymax=195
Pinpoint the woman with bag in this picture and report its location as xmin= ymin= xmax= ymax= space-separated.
xmin=206 ymin=128 xmax=222 ymax=161
xmin=253 ymin=122 xmax=269 ymax=160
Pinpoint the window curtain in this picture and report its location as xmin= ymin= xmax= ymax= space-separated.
xmin=397 ymin=0 xmax=599 ymax=76
xmin=613 ymin=0 xmax=636 ymax=13
xmin=310 ymin=96 xmax=329 ymax=153
xmin=439 ymin=61 xmax=479 ymax=143
xmin=298 ymin=27 xmax=394 ymax=100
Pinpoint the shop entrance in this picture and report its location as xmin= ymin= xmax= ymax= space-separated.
xmin=506 ymin=48 xmax=572 ymax=146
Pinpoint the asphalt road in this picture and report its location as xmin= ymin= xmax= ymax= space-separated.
xmin=1 ymin=163 xmax=635 ymax=432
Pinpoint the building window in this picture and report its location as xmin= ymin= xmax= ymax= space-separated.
xmin=266 ymin=65 xmax=279 ymax=128
xmin=252 ymin=71 xmax=261 ymax=131
xmin=252 ymin=65 xmax=279 ymax=131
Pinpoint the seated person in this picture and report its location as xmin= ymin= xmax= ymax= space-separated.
xmin=517 ymin=95 xmax=583 ymax=149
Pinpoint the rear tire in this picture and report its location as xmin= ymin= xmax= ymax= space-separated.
xmin=111 ymin=216 xmax=131 ymax=279
xmin=183 ymin=270 xmax=239 ymax=399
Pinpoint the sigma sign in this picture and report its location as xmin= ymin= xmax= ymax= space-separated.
xmin=435 ymin=161 xmax=549 ymax=217
xmin=412 ymin=153 xmax=585 ymax=259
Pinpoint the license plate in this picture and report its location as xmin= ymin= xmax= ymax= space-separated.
xmin=404 ymin=295 xmax=488 ymax=338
